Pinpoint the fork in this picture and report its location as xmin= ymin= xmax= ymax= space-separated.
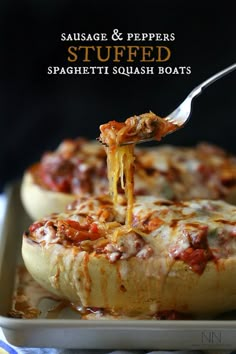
xmin=164 ymin=62 xmax=236 ymax=127
xmin=100 ymin=63 xmax=236 ymax=147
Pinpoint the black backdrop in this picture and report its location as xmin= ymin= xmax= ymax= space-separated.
xmin=0 ymin=0 xmax=235 ymax=191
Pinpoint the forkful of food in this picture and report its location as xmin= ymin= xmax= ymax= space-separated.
xmin=99 ymin=63 xmax=236 ymax=147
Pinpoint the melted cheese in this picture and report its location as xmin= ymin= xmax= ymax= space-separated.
xmin=106 ymin=144 xmax=135 ymax=226
xmin=99 ymin=112 xmax=180 ymax=227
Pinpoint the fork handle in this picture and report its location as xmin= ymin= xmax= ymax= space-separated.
xmin=190 ymin=63 xmax=236 ymax=99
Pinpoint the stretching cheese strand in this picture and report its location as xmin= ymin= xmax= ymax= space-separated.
xmin=106 ymin=144 xmax=135 ymax=226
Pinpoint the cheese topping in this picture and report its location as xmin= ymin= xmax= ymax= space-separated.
xmin=30 ymin=138 xmax=236 ymax=203
xmin=25 ymin=196 xmax=236 ymax=275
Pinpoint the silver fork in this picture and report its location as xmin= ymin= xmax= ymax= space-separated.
xmin=100 ymin=63 xmax=236 ymax=147
xmin=165 ymin=62 xmax=236 ymax=127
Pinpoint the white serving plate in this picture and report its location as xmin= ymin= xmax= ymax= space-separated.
xmin=1 ymin=183 xmax=236 ymax=350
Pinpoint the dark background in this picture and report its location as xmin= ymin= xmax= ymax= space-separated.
xmin=0 ymin=0 xmax=235 ymax=191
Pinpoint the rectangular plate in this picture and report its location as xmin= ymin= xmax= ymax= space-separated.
xmin=1 ymin=183 xmax=236 ymax=349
